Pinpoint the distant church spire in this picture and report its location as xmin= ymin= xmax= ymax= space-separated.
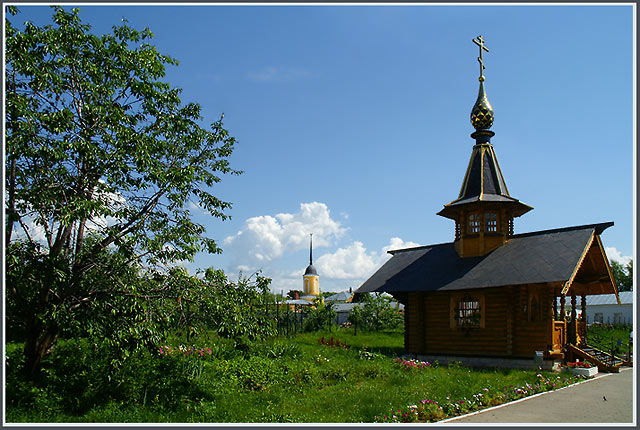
xmin=303 ymin=233 xmax=319 ymax=298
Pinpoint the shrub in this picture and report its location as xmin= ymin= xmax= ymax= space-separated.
xmin=303 ymin=299 xmax=337 ymax=332
xmin=348 ymin=293 xmax=403 ymax=332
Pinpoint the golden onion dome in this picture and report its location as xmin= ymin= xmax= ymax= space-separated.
xmin=470 ymin=79 xmax=494 ymax=130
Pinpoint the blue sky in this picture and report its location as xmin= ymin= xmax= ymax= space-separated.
xmin=9 ymin=3 xmax=634 ymax=293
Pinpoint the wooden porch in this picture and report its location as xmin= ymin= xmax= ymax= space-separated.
xmin=550 ymin=291 xmax=629 ymax=372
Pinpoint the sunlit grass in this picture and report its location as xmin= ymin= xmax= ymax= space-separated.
xmin=5 ymin=328 xmax=583 ymax=423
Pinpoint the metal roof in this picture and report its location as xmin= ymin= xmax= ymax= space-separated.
xmin=587 ymin=291 xmax=633 ymax=306
xmin=357 ymin=222 xmax=614 ymax=294
xmin=557 ymin=291 xmax=633 ymax=307
xmin=325 ymin=291 xmax=353 ymax=302
xmin=331 ymin=302 xmax=404 ymax=312
xmin=304 ymin=264 xmax=318 ymax=276
xmin=333 ymin=303 xmax=361 ymax=312
xmin=284 ymin=299 xmax=313 ymax=306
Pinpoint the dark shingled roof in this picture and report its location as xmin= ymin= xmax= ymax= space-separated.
xmin=304 ymin=264 xmax=318 ymax=276
xmin=356 ymin=222 xmax=613 ymax=294
xmin=437 ymin=142 xmax=533 ymax=220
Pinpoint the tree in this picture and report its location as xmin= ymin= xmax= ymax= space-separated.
xmin=303 ymin=297 xmax=336 ymax=332
xmin=348 ymin=293 xmax=403 ymax=332
xmin=287 ymin=290 xmax=303 ymax=300
xmin=611 ymin=259 xmax=633 ymax=292
xmin=5 ymin=7 xmax=241 ymax=376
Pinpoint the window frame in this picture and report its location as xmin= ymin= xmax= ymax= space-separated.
xmin=468 ymin=213 xmax=481 ymax=234
xmin=450 ymin=292 xmax=485 ymax=329
xmin=484 ymin=212 xmax=498 ymax=233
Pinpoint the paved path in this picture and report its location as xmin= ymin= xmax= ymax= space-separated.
xmin=444 ymin=367 xmax=635 ymax=424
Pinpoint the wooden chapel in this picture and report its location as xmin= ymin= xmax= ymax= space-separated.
xmin=356 ymin=36 xmax=622 ymax=370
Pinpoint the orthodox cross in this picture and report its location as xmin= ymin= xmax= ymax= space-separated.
xmin=472 ymin=35 xmax=489 ymax=80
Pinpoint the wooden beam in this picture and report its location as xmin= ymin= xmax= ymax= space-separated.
xmin=587 ymin=246 xmax=598 ymax=272
xmin=595 ymin=235 xmax=620 ymax=303
xmin=562 ymin=231 xmax=595 ymax=295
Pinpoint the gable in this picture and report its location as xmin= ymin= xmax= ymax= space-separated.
xmin=563 ymin=233 xmax=620 ymax=300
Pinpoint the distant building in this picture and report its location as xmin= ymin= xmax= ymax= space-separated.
xmin=325 ymin=291 xmax=354 ymax=303
xmin=557 ymin=292 xmax=633 ymax=326
xmin=301 ymin=234 xmax=321 ymax=303
xmin=286 ymin=234 xmax=322 ymax=307
xmin=588 ymin=292 xmax=633 ymax=325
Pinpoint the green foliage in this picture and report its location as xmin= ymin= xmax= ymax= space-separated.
xmin=5 ymin=329 xmax=583 ymax=423
xmin=348 ymin=293 xmax=404 ymax=332
xmin=154 ymin=268 xmax=276 ymax=343
xmin=587 ymin=323 xmax=632 ymax=355
xmin=610 ymin=259 xmax=633 ymax=291
xmin=303 ymin=297 xmax=337 ymax=332
xmin=5 ymin=6 xmax=241 ymax=376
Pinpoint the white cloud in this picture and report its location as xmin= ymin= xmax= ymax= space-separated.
xmin=315 ymin=237 xmax=421 ymax=281
xmin=605 ymin=247 xmax=632 ymax=266
xmin=11 ymin=216 xmax=48 ymax=245
xmin=316 ymin=241 xmax=378 ymax=280
xmin=383 ymin=237 xmax=422 ymax=254
xmin=223 ymin=202 xmax=347 ymax=271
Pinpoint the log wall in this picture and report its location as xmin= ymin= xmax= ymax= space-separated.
xmin=405 ymin=285 xmax=557 ymax=358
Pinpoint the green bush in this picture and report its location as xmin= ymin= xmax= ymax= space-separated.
xmin=5 ymin=339 xmax=117 ymax=414
xmin=302 ymin=298 xmax=337 ymax=332
xmin=349 ymin=294 xmax=404 ymax=332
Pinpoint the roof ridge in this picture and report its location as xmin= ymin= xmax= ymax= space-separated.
xmin=512 ymin=222 xmax=614 ymax=238
xmin=387 ymin=241 xmax=453 ymax=255
xmin=386 ymin=222 xmax=613 ymax=255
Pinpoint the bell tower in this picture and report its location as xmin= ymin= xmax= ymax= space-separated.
xmin=303 ymin=234 xmax=320 ymax=297
xmin=437 ymin=36 xmax=533 ymax=258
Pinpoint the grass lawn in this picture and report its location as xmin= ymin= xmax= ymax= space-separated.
xmin=5 ymin=328 xmax=586 ymax=423
xmin=587 ymin=324 xmax=632 ymax=356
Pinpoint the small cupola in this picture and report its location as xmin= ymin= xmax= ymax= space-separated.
xmin=437 ymin=36 xmax=533 ymax=258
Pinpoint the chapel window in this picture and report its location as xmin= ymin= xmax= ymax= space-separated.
xmin=468 ymin=214 xmax=481 ymax=233
xmin=484 ymin=213 xmax=497 ymax=232
xmin=453 ymin=294 xmax=483 ymax=328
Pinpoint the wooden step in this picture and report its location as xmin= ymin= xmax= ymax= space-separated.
xmin=567 ymin=344 xmax=627 ymax=373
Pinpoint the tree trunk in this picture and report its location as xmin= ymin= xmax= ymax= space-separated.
xmin=22 ymin=320 xmax=59 ymax=378
xmin=6 ymin=72 xmax=18 ymax=245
